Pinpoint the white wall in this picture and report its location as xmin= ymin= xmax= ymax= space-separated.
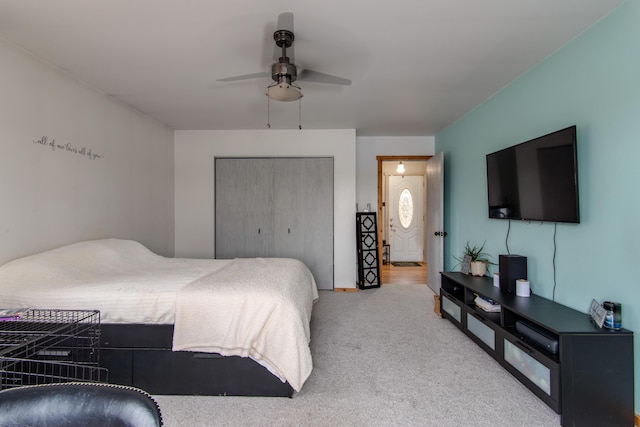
xmin=0 ymin=39 xmax=175 ymax=265
xmin=356 ymin=136 xmax=435 ymax=209
xmin=174 ymin=129 xmax=357 ymax=289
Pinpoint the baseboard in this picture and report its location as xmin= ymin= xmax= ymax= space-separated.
xmin=333 ymin=288 xmax=358 ymax=293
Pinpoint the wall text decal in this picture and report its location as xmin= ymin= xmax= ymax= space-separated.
xmin=33 ymin=135 xmax=104 ymax=160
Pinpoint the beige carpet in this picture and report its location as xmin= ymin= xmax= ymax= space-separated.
xmin=155 ymin=284 xmax=560 ymax=426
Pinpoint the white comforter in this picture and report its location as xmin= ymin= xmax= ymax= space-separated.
xmin=173 ymin=257 xmax=318 ymax=391
xmin=0 ymin=239 xmax=319 ymax=390
xmin=0 ymin=239 xmax=228 ymax=324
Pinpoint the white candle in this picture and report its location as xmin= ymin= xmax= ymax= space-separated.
xmin=516 ymin=279 xmax=530 ymax=297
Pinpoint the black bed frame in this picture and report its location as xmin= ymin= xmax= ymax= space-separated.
xmin=99 ymin=324 xmax=293 ymax=397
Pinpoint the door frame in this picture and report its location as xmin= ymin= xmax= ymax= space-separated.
xmin=376 ymin=155 xmax=432 ymax=271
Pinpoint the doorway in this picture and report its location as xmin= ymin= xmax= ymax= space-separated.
xmin=377 ymin=156 xmax=430 ymax=285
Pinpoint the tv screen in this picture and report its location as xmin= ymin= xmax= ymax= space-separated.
xmin=486 ymin=126 xmax=579 ymax=223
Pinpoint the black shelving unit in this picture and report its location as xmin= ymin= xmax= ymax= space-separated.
xmin=356 ymin=212 xmax=381 ymax=289
xmin=440 ymin=272 xmax=634 ymax=427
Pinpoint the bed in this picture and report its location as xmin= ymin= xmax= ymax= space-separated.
xmin=0 ymin=239 xmax=319 ymax=396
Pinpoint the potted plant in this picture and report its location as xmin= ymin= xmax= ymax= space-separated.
xmin=456 ymin=241 xmax=495 ymax=276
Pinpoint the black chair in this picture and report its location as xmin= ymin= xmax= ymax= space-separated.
xmin=0 ymin=382 xmax=162 ymax=427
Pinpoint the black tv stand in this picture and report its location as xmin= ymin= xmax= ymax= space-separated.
xmin=440 ymin=272 xmax=634 ymax=427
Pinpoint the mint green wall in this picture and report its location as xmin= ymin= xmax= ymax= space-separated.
xmin=435 ymin=0 xmax=639 ymax=411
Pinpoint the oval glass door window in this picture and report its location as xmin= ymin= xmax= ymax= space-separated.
xmin=398 ymin=188 xmax=414 ymax=228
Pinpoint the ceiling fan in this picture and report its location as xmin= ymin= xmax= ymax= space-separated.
xmin=217 ymin=12 xmax=351 ymax=102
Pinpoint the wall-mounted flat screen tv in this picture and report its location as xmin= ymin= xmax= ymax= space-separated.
xmin=486 ymin=125 xmax=579 ymax=223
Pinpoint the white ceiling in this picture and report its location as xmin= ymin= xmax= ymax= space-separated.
xmin=0 ymin=0 xmax=622 ymax=136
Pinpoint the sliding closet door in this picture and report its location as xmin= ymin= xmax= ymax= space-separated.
xmin=215 ymin=157 xmax=334 ymax=289
xmin=298 ymin=157 xmax=333 ymax=289
xmin=272 ymin=158 xmax=304 ymax=258
xmin=215 ymin=158 xmax=274 ymax=258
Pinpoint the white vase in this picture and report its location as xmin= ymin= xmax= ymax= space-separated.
xmin=470 ymin=261 xmax=487 ymax=276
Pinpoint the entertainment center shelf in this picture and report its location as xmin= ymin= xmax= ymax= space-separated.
xmin=440 ymin=272 xmax=634 ymax=427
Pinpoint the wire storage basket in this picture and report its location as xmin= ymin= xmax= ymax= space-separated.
xmin=0 ymin=309 xmax=108 ymax=389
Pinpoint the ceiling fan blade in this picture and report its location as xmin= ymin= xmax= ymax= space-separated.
xmin=276 ymin=12 xmax=294 ymax=32
xmin=298 ymin=69 xmax=352 ymax=86
xmin=273 ymin=12 xmax=295 ymax=62
xmin=217 ymin=72 xmax=269 ymax=82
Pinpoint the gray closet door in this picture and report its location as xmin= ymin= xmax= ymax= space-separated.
xmin=215 ymin=158 xmax=274 ymax=258
xmin=215 ymin=157 xmax=334 ymax=289
xmin=298 ymin=158 xmax=333 ymax=290
xmin=273 ymin=158 xmax=304 ymax=258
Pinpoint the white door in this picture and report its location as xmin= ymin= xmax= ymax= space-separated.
xmin=388 ymin=175 xmax=424 ymax=262
xmin=426 ymin=153 xmax=444 ymax=294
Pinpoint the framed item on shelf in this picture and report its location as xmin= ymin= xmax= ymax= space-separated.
xmin=461 ymin=255 xmax=472 ymax=275
xmin=588 ymin=299 xmax=606 ymax=328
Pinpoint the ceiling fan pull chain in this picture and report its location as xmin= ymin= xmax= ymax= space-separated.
xmin=298 ymin=97 xmax=302 ymax=130
xmin=267 ymin=90 xmax=271 ymax=128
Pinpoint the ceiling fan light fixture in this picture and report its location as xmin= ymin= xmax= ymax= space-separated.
xmin=266 ymin=77 xmax=303 ymax=102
